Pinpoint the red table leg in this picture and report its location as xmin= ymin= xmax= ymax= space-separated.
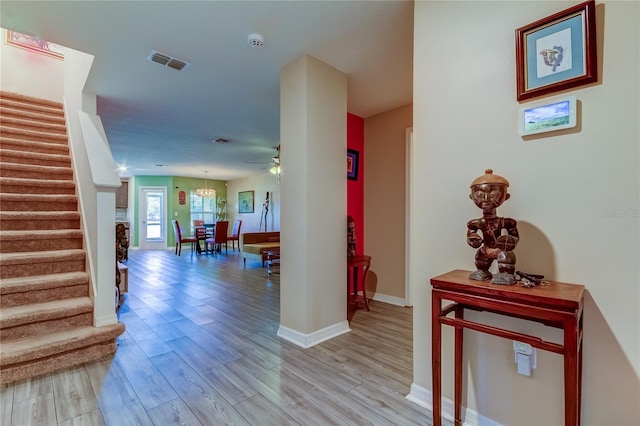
xmin=454 ymin=305 xmax=464 ymax=426
xmin=432 ymin=291 xmax=442 ymax=426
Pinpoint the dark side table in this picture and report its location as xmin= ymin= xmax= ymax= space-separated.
xmin=431 ymin=270 xmax=584 ymax=426
xmin=266 ymin=249 xmax=280 ymax=276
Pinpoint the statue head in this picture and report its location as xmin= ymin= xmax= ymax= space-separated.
xmin=469 ymin=169 xmax=510 ymax=212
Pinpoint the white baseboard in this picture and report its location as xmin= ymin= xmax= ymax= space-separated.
xmin=128 ymin=246 xmax=173 ymax=251
xmin=277 ymin=320 xmax=351 ymax=348
xmin=405 ymin=382 xmax=433 ymax=410
xmin=370 ymin=291 xmax=407 ymax=307
xmin=406 ymin=383 xmax=502 ymax=426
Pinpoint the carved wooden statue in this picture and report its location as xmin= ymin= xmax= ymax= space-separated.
xmin=115 ymin=223 xmax=129 ymax=310
xmin=347 ymin=215 xmax=356 ymax=257
xmin=466 ymin=169 xmax=519 ymax=285
xmin=116 ymin=223 xmax=129 ymax=263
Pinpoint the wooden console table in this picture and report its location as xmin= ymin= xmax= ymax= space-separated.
xmin=431 ymin=270 xmax=584 ymax=426
xmin=347 ymin=255 xmax=371 ymax=311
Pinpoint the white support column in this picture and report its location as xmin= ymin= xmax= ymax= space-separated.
xmin=94 ymin=189 xmax=118 ymax=326
xmin=277 ymin=55 xmax=350 ymax=347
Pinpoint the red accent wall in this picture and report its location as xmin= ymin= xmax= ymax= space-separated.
xmin=347 ymin=113 xmax=364 ymax=254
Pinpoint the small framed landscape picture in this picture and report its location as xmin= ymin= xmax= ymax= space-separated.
xmin=519 ymin=96 xmax=577 ymax=136
xmin=347 ymin=149 xmax=359 ymax=181
xmin=515 ymin=0 xmax=597 ymax=101
xmin=238 ymin=190 xmax=254 ymax=213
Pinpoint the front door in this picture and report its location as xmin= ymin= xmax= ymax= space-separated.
xmin=139 ymin=187 xmax=167 ymax=250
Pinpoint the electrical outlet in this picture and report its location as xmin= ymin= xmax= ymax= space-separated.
xmin=514 ymin=341 xmax=532 ymax=355
xmin=513 ymin=341 xmax=537 ymax=376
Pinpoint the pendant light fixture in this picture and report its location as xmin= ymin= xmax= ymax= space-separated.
xmin=269 ymin=145 xmax=281 ymax=184
xmin=196 ymin=171 xmax=216 ymax=198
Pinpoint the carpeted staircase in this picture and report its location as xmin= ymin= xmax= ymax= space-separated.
xmin=0 ymin=91 xmax=125 ymax=384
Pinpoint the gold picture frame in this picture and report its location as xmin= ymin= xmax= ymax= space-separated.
xmin=238 ymin=190 xmax=254 ymax=213
xmin=4 ymin=30 xmax=64 ymax=60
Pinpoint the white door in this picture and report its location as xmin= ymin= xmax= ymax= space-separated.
xmin=139 ymin=187 xmax=167 ymax=250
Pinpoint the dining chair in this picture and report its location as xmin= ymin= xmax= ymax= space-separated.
xmin=171 ymin=219 xmax=198 ymax=256
xmin=228 ymin=219 xmax=242 ymax=251
xmin=192 ymin=219 xmax=208 ymax=253
xmin=205 ymin=220 xmax=229 ymax=256
xmin=203 ymin=223 xmax=215 ymax=239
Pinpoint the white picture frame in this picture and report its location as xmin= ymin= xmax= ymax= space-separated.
xmin=519 ymin=95 xmax=577 ymax=136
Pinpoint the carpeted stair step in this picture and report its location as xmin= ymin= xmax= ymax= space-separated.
xmin=0 ymin=323 xmax=125 ymax=384
xmin=0 ymin=148 xmax=71 ymax=167
xmin=0 ymin=126 xmax=68 ymax=145
xmin=0 ymin=137 xmax=70 ymax=156
xmin=0 ymin=211 xmax=81 ymax=231
xmin=0 ymin=297 xmax=93 ymax=341
xmin=0 ymin=229 xmax=83 ymax=253
xmin=0 ymin=271 xmax=89 ymax=308
xmin=0 ymin=177 xmax=76 ymax=195
xmin=0 ymin=105 xmax=66 ymax=126
xmin=0 ymin=92 xmax=64 ymax=115
xmin=0 ymin=115 xmax=67 ymax=135
xmin=0 ymin=249 xmax=85 ymax=279
xmin=0 ymin=193 xmax=78 ymax=212
xmin=0 ymin=162 xmax=73 ymax=180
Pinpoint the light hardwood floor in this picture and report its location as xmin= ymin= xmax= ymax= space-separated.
xmin=1 ymin=248 xmax=439 ymax=425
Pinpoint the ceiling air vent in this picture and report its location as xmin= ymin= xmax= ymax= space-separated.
xmin=147 ymin=50 xmax=191 ymax=71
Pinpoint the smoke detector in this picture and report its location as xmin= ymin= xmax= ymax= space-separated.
xmin=147 ymin=50 xmax=191 ymax=71
xmin=247 ymin=33 xmax=264 ymax=48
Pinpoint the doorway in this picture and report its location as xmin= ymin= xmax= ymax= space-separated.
xmin=405 ymin=127 xmax=413 ymax=307
xmin=139 ymin=187 xmax=167 ymax=250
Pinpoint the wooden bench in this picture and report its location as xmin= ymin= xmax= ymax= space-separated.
xmin=240 ymin=232 xmax=280 ymax=266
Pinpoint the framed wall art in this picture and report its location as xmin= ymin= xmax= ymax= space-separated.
xmin=347 ymin=149 xmax=359 ymax=181
xmin=515 ymin=0 xmax=597 ymax=101
xmin=518 ymin=95 xmax=577 ymax=136
xmin=238 ymin=190 xmax=254 ymax=213
xmin=4 ymin=30 xmax=65 ymax=60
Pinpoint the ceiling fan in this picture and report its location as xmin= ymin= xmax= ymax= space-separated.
xmin=246 ymin=145 xmax=280 ymax=170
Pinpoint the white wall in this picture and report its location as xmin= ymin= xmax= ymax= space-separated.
xmin=226 ymin=172 xmax=281 ymax=234
xmin=364 ymin=104 xmax=412 ymax=304
xmin=0 ymin=28 xmax=64 ymax=101
xmin=412 ymin=2 xmax=639 ymax=425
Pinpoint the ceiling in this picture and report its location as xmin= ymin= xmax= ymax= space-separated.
xmin=1 ymin=1 xmax=414 ymax=180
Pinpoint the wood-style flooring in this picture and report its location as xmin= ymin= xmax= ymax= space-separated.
xmin=1 ymin=248 xmax=437 ymax=425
